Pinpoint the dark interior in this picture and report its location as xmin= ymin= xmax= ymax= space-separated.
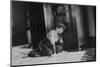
xmin=28 ymin=2 xmax=46 ymax=49
xmin=12 ymin=1 xmax=96 ymax=51
xmin=12 ymin=1 xmax=46 ymax=48
xmin=12 ymin=1 xmax=28 ymax=46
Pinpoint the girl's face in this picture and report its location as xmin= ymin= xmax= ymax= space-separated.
xmin=56 ymin=27 xmax=64 ymax=34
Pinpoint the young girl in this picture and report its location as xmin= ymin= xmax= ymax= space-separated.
xmin=28 ymin=23 xmax=66 ymax=57
xmin=47 ymin=23 xmax=66 ymax=56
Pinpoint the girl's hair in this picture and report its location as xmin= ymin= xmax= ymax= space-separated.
xmin=56 ymin=23 xmax=66 ymax=30
xmin=51 ymin=22 xmax=67 ymax=30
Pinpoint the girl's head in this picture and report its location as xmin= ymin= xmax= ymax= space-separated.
xmin=56 ymin=23 xmax=66 ymax=34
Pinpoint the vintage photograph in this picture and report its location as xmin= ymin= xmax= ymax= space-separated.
xmin=11 ymin=0 xmax=96 ymax=66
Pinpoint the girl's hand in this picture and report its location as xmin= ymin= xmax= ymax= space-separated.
xmin=60 ymin=38 xmax=63 ymax=43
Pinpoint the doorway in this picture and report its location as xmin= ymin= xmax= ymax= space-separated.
xmin=28 ymin=3 xmax=46 ymax=49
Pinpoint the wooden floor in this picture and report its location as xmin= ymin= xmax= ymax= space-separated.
xmin=11 ymin=45 xmax=95 ymax=66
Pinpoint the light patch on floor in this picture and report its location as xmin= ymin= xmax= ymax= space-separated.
xmin=11 ymin=45 xmax=86 ymax=66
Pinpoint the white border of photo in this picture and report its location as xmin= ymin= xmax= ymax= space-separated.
xmin=0 ymin=0 xmax=99 ymax=67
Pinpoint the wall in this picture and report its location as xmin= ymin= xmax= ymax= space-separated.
xmin=12 ymin=1 xmax=28 ymax=46
xmin=87 ymin=6 xmax=96 ymax=37
xmin=71 ymin=5 xmax=85 ymax=48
